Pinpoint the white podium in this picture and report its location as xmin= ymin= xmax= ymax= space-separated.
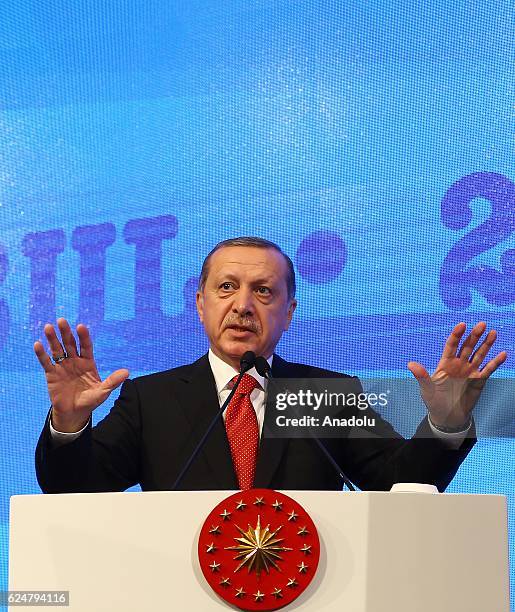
xmin=9 ymin=490 xmax=510 ymax=611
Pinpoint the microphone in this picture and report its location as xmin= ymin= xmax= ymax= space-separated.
xmin=171 ymin=351 xmax=256 ymax=490
xmin=255 ymin=356 xmax=272 ymax=379
xmin=263 ymin=365 xmax=355 ymax=492
xmin=240 ymin=351 xmax=257 ymax=373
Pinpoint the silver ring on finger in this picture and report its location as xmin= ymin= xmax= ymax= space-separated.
xmin=53 ymin=354 xmax=67 ymax=364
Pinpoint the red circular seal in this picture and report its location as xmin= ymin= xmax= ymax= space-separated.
xmin=198 ymin=489 xmax=320 ymax=611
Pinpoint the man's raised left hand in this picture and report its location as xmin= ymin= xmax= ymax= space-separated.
xmin=407 ymin=322 xmax=507 ymax=430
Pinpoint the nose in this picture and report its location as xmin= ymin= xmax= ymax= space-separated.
xmin=232 ymin=286 xmax=255 ymax=317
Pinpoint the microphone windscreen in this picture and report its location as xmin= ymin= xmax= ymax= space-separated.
xmin=240 ymin=351 xmax=256 ymax=372
xmin=255 ymin=356 xmax=272 ymax=378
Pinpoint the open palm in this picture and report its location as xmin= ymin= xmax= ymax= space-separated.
xmin=408 ymin=322 xmax=507 ymax=429
xmin=34 ymin=318 xmax=129 ymax=432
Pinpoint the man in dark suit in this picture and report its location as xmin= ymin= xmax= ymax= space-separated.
xmin=34 ymin=237 xmax=507 ymax=494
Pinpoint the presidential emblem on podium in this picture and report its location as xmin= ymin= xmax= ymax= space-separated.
xmin=198 ymin=489 xmax=320 ymax=611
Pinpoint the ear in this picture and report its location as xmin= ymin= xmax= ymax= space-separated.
xmin=284 ymin=298 xmax=297 ymax=331
xmin=196 ymin=291 xmax=204 ymax=323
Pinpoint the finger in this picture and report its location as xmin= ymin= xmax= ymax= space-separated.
xmin=479 ymin=351 xmax=507 ymax=378
xmin=407 ymin=361 xmax=434 ymax=392
xmin=441 ymin=322 xmax=467 ymax=359
xmin=33 ymin=341 xmax=53 ymax=373
xmin=407 ymin=361 xmax=430 ymax=381
xmin=57 ymin=318 xmax=78 ymax=357
xmin=76 ymin=324 xmax=94 ymax=359
xmin=469 ymin=329 xmax=497 ymax=367
xmin=44 ymin=323 xmax=66 ymax=359
xmin=457 ymin=321 xmax=487 ymax=360
xmin=408 ymin=361 xmax=432 ymax=388
xmin=100 ymin=369 xmax=129 ymax=391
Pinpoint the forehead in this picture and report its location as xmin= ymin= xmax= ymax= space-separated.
xmin=206 ymin=246 xmax=288 ymax=281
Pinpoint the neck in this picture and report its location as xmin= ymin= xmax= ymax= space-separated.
xmin=209 ymin=347 xmax=274 ymax=371
xmin=209 ymin=347 xmax=241 ymax=372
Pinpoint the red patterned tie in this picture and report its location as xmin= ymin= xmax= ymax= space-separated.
xmin=225 ymin=373 xmax=260 ymax=490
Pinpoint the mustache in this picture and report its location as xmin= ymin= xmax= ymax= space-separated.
xmin=223 ymin=315 xmax=261 ymax=334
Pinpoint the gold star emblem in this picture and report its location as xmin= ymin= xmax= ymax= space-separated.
xmin=254 ymin=496 xmax=265 ymax=506
xmin=300 ymin=543 xmax=312 ymax=555
xmin=209 ymin=561 xmax=221 ymax=572
xmin=287 ymin=510 xmax=298 ymax=522
xmin=219 ymin=577 xmax=231 ymax=587
xmin=235 ymin=586 xmax=246 ymax=598
xmin=271 ymin=587 xmax=283 ymax=599
xmin=225 ymin=515 xmax=292 ymax=576
xmin=209 ymin=525 xmax=221 ymax=535
xmin=206 ymin=542 xmax=217 ymax=554
xmin=220 ymin=509 xmax=231 ymax=521
xmin=236 ymin=500 xmax=247 ymax=511
xmin=297 ymin=525 xmax=309 ymax=536
xmin=272 ymin=499 xmax=283 ymax=511
xmin=287 ymin=577 xmax=298 ymax=588
xmin=298 ymin=561 xmax=308 ymax=574
xmin=253 ymin=590 xmax=265 ymax=602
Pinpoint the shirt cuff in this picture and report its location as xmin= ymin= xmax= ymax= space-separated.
xmin=427 ymin=416 xmax=472 ymax=449
xmin=48 ymin=412 xmax=90 ymax=447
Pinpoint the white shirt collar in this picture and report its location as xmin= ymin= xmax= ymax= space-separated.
xmin=208 ymin=348 xmax=273 ymax=393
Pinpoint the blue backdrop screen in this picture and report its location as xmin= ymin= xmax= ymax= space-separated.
xmin=0 ymin=0 xmax=513 ymax=606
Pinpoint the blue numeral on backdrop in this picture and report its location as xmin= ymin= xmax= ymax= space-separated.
xmin=440 ymin=172 xmax=515 ymax=309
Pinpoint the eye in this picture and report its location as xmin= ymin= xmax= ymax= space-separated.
xmin=256 ymin=286 xmax=271 ymax=295
xmin=220 ymin=282 xmax=234 ymax=291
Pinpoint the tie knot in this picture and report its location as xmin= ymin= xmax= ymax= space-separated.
xmin=230 ymin=373 xmax=259 ymax=395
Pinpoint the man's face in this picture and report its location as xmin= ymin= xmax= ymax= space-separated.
xmin=196 ymin=246 xmax=297 ymax=369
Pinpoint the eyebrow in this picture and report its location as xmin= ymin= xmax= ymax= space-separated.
xmin=215 ymin=272 xmax=277 ymax=284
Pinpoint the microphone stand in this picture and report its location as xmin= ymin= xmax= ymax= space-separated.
xmin=171 ymin=352 xmax=256 ymax=490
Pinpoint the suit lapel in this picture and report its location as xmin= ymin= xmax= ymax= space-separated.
xmin=254 ymin=354 xmax=291 ymax=488
xmin=174 ymin=355 xmax=238 ymax=489
xmin=174 ymin=353 xmax=296 ymax=490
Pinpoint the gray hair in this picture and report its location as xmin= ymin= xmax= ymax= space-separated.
xmin=198 ymin=237 xmax=296 ymax=299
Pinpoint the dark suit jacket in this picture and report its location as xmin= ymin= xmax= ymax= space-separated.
xmin=35 ymin=354 xmax=475 ymax=494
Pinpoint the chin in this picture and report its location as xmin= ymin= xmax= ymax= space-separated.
xmin=222 ymin=341 xmax=259 ymax=359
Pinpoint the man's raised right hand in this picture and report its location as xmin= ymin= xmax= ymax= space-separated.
xmin=33 ymin=318 xmax=129 ymax=433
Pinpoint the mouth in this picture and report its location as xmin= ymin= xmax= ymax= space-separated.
xmin=225 ymin=325 xmax=256 ymax=335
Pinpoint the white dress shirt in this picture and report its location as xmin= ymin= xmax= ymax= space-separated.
xmin=208 ymin=349 xmax=271 ymax=436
